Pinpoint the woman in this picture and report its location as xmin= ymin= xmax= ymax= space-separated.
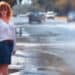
xmin=0 ymin=1 xmax=16 ymax=75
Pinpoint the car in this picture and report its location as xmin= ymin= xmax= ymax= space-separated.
xmin=13 ymin=14 xmax=28 ymax=25
xmin=28 ymin=11 xmax=45 ymax=24
xmin=67 ymin=11 xmax=75 ymax=22
xmin=45 ymin=11 xmax=56 ymax=19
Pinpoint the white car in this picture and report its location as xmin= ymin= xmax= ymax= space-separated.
xmin=45 ymin=11 xmax=56 ymax=19
xmin=13 ymin=14 xmax=28 ymax=25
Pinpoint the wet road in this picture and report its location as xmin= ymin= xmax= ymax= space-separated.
xmin=11 ymin=20 xmax=75 ymax=75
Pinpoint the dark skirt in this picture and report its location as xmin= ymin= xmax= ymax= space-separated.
xmin=0 ymin=40 xmax=13 ymax=64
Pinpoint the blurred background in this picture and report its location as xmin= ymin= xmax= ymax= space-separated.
xmin=1 ymin=0 xmax=75 ymax=16
xmin=0 ymin=0 xmax=75 ymax=75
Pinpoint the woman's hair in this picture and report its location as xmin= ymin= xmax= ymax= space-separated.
xmin=0 ymin=1 xmax=13 ymax=20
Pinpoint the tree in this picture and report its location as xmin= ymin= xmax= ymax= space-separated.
xmin=38 ymin=0 xmax=45 ymax=5
xmin=37 ymin=0 xmax=56 ymax=11
xmin=0 ymin=0 xmax=17 ymax=6
xmin=32 ymin=0 xmax=75 ymax=15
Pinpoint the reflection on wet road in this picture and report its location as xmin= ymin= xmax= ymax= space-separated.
xmin=15 ymin=23 xmax=75 ymax=75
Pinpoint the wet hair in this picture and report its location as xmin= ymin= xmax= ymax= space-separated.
xmin=0 ymin=1 xmax=13 ymax=20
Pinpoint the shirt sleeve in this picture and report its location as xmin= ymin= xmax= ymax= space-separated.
xmin=10 ymin=18 xmax=16 ymax=52
xmin=13 ymin=26 xmax=16 ymax=52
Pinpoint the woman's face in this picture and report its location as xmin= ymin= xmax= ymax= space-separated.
xmin=0 ymin=6 xmax=8 ymax=17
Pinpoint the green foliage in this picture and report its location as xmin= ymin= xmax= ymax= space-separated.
xmin=0 ymin=0 xmax=10 ymax=3
xmin=37 ymin=0 xmax=56 ymax=10
xmin=0 ymin=0 xmax=16 ymax=6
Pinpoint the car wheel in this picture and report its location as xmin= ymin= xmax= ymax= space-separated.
xmin=37 ymin=20 xmax=41 ymax=24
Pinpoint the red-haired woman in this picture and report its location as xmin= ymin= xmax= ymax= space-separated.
xmin=0 ymin=1 xmax=16 ymax=75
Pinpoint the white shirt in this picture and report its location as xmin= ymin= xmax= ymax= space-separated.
xmin=0 ymin=19 xmax=16 ymax=51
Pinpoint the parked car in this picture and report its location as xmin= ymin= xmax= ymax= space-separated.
xmin=13 ymin=14 xmax=28 ymax=25
xmin=67 ymin=11 xmax=75 ymax=22
xmin=28 ymin=11 xmax=45 ymax=24
xmin=45 ymin=11 xmax=56 ymax=19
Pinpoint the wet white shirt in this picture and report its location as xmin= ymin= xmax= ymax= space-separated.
xmin=0 ymin=19 xmax=16 ymax=51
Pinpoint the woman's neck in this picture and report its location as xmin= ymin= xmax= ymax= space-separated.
xmin=1 ymin=17 xmax=9 ymax=24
